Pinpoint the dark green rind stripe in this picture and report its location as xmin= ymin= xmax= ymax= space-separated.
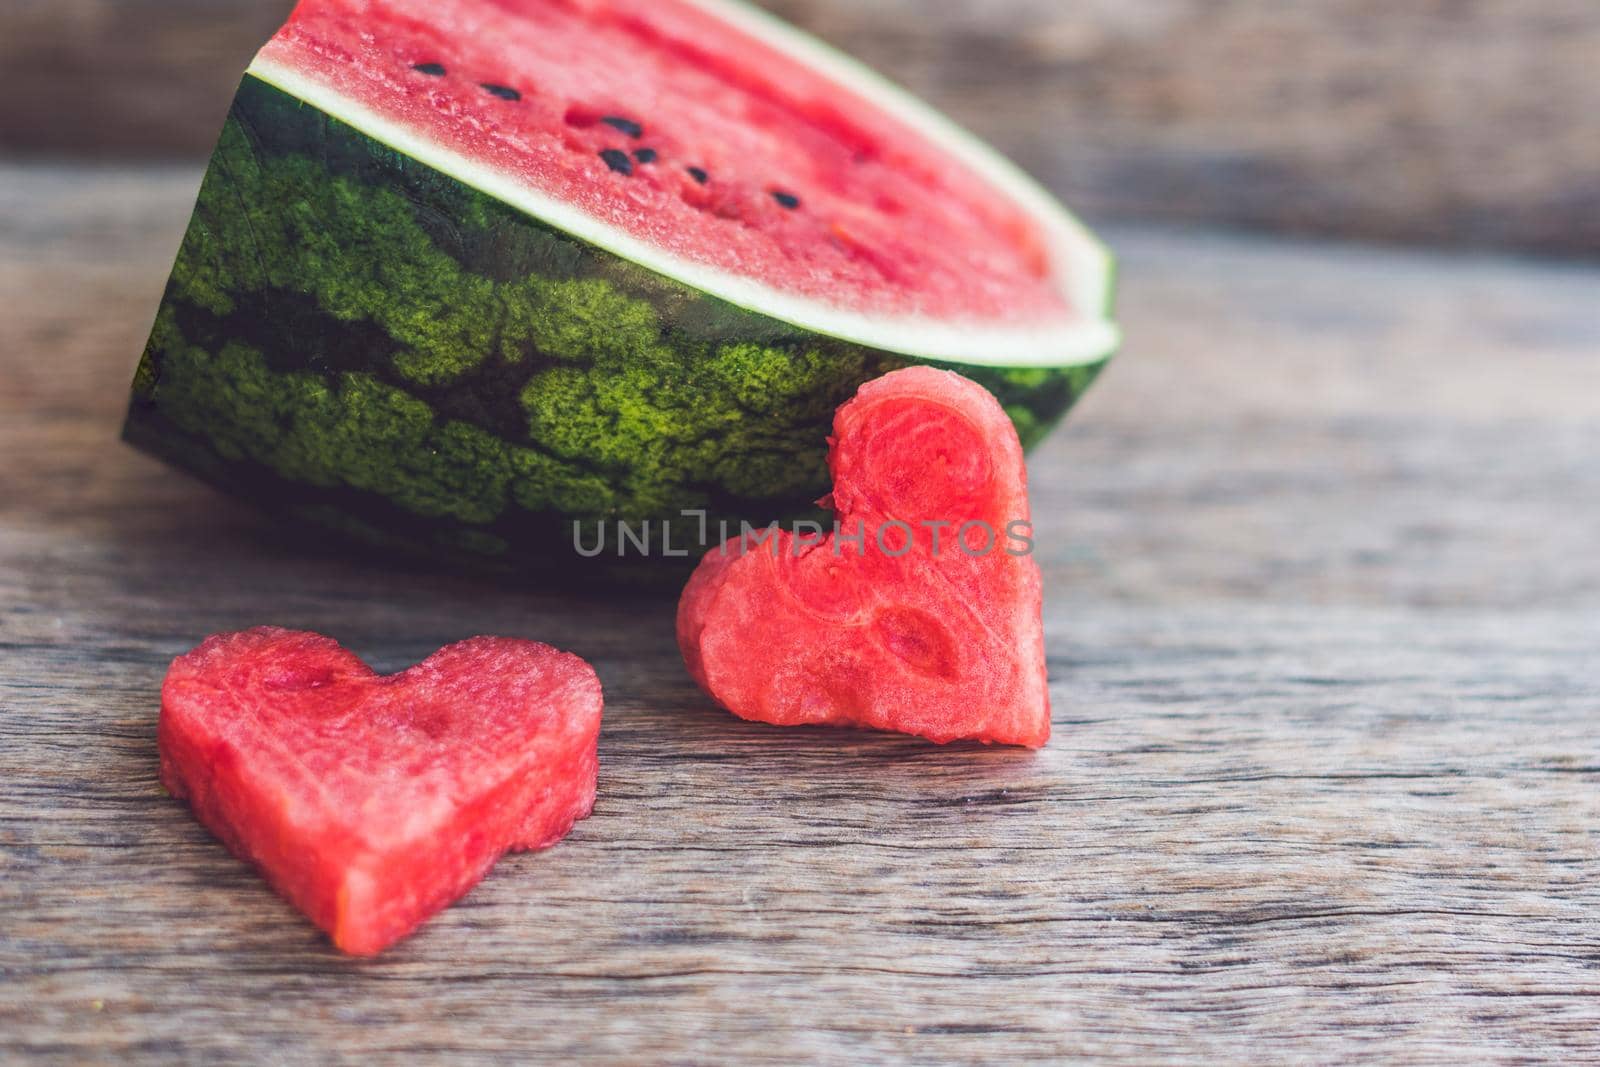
xmin=126 ymin=75 xmax=1113 ymax=576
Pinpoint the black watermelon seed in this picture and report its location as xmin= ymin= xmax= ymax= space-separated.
xmin=772 ymin=190 xmax=802 ymax=209
xmin=602 ymin=116 xmax=643 ymax=138
xmin=687 ymin=166 xmax=709 ymax=184
xmin=481 ymin=83 xmax=521 ymax=101
xmin=633 ymin=148 xmax=658 ymax=164
xmin=600 ymin=148 xmax=634 ymax=175
xmin=413 ymin=62 xmax=447 ymax=77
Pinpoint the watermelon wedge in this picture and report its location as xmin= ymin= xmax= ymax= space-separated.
xmin=159 ymin=628 xmax=603 ymax=955
xmin=125 ymin=0 xmax=1118 ymax=574
xmin=678 ymin=366 xmax=1050 ymax=747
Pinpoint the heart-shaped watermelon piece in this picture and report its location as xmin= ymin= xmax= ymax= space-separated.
xmin=159 ymin=628 xmax=603 ymax=955
xmin=677 ymin=366 xmax=1050 ymax=747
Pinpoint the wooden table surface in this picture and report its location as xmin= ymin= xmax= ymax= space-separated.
xmin=2 ymin=165 xmax=1597 ymax=1063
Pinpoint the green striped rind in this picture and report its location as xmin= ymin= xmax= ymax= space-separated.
xmin=125 ymin=75 xmax=1113 ymax=576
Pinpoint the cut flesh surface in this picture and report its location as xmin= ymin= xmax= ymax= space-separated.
xmin=678 ymin=367 xmax=1051 ymax=747
xmin=251 ymin=0 xmax=1118 ymax=366
xmin=159 ymin=628 xmax=603 ymax=955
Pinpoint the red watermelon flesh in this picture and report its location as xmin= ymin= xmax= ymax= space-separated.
xmin=256 ymin=0 xmax=1073 ymax=326
xmin=159 ymin=628 xmax=602 ymax=955
xmin=677 ymin=366 xmax=1050 ymax=747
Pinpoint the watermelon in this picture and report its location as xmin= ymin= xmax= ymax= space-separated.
xmin=159 ymin=628 xmax=603 ymax=955
xmin=125 ymin=0 xmax=1118 ymax=574
xmin=677 ymin=366 xmax=1049 ymax=747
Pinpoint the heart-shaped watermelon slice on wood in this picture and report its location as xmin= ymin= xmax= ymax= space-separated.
xmin=159 ymin=628 xmax=603 ymax=955
xmin=678 ymin=366 xmax=1050 ymax=747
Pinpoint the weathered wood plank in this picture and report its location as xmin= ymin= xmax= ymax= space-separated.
xmin=1 ymin=165 xmax=1598 ymax=1062
xmin=4 ymin=1 xmax=1599 ymax=255
xmin=0 ymin=0 xmax=292 ymax=156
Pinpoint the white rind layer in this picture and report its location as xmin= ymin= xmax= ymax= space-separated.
xmin=246 ymin=2 xmax=1119 ymax=369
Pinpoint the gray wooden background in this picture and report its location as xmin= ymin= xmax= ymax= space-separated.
xmin=3 ymin=1 xmax=1599 ymax=1062
xmin=3 ymin=164 xmax=1599 ymax=1064
xmin=3 ymin=0 xmax=1598 ymax=255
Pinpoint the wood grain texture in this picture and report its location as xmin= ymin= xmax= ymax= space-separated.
xmin=2 ymin=164 xmax=1599 ymax=1063
xmin=3 ymin=0 xmax=1599 ymax=255
xmin=0 ymin=0 xmax=293 ymax=156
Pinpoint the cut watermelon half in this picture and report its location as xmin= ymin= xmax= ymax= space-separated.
xmin=125 ymin=0 xmax=1118 ymax=573
xmin=159 ymin=628 xmax=603 ymax=955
